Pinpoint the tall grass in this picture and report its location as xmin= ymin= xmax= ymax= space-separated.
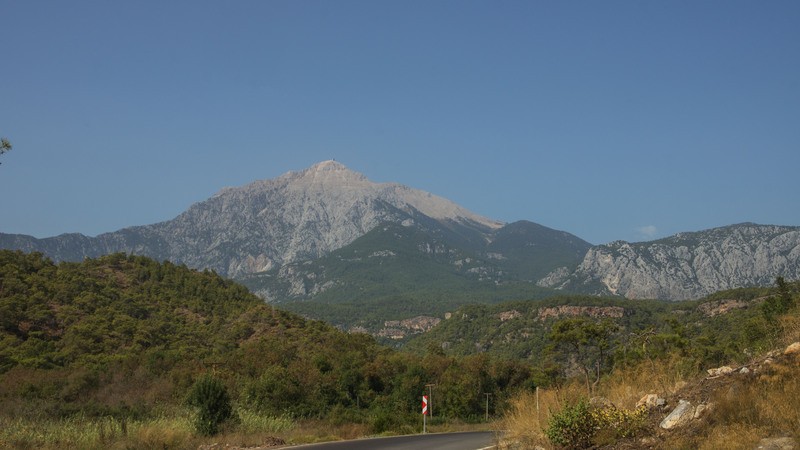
xmin=497 ymin=384 xmax=586 ymax=449
xmin=236 ymin=409 xmax=294 ymax=434
xmin=499 ymin=306 xmax=800 ymax=450
xmin=598 ymin=355 xmax=697 ymax=409
xmin=0 ymin=413 xmax=196 ymax=450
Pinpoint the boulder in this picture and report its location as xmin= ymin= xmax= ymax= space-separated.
xmin=784 ymin=342 xmax=800 ymax=355
xmin=636 ymin=394 xmax=666 ymax=409
xmin=707 ymin=365 xmax=734 ymax=377
xmin=660 ymin=400 xmax=695 ymax=430
xmin=693 ymin=403 xmax=710 ymax=419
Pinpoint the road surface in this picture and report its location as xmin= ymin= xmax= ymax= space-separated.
xmin=285 ymin=431 xmax=496 ymax=450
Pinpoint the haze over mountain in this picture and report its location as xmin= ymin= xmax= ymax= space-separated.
xmin=2 ymin=161 xmax=799 ymax=324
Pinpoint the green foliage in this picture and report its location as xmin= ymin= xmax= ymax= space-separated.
xmin=762 ymin=276 xmax=796 ymax=320
xmin=545 ymin=400 xmax=647 ymax=449
xmin=2 ymin=248 xmax=797 ymax=443
xmin=405 ymin=295 xmax=667 ymax=363
xmin=0 ymin=250 xmax=537 ymax=436
xmin=0 ymin=137 xmax=11 ymax=163
xmin=549 ymin=317 xmax=619 ymax=391
xmin=545 ymin=399 xmax=596 ymax=449
xmin=241 ymin=221 xmax=565 ymax=331
xmin=185 ymin=374 xmax=233 ymax=436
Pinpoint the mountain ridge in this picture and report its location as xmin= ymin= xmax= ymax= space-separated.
xmin=0 ymin=160 xmax=503 ymax=278
xmin=1 ymin=161 xmax=799 ymax=313
xmin=545 ymin=222 xmax=800 ymax=300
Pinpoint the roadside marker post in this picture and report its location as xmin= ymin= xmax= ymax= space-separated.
xmin=422 ymin=395 xmax=429 ymax=433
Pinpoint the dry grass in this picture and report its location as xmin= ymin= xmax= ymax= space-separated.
xmin=779 ymin=314 xmax=800 ymax=345
xmin=0 ymin=409 xmax=300 ymax=450
xmin=497 ymin=383 xmax=587 ymax=449
xmin=695 ymin=354 xmax=800 ymax=449
xmin=498 ymin=355 xmax=698 ymax=449
xmin=0 ymin=413 xmax=198 ymax=450
xmin=597 ymin=355 xmax=696 ymax=410
xmin=513 ymin=348 xmax=798 ymax=449
xmin=695 ymin=423 xmax=767 ymax=450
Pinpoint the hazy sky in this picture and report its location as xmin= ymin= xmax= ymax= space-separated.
xmin=2 ymin=1 xmax=799 ymax=244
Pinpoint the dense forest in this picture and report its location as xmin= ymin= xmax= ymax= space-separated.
xmin=1 ymin=250 xmax=797 ymax=448
xmin=0 ymin=251 xmax=534 ymax=446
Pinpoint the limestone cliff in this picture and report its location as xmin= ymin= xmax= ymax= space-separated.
xmin=548 ymin=224 xmax=800 ymax=300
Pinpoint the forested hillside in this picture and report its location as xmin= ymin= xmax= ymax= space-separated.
xmin=406 ymin=282 xmax=798 ymax=387
xmin=0 ymin=250 xmax=535 ymax=448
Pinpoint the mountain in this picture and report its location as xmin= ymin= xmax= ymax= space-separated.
xmin=0 ymin=160 xmax=502 ymax=278
xmin=239 ymin=218 xmax=591 ymax=331
xmin=541 ymin=223 xmax=800 ymax=300
xmin=2 ymin=161 xmax=799 ymax=322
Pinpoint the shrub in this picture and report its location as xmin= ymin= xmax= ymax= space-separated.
xmin=545 ymin=398 xmax=596 ymax=449
xmin=592 ymin=404 xmax=647 ymax=439
xmin=185 ymin=374 xmax=233 ymax=436
xmin=545 ymin=399 xmax=647 ymax=449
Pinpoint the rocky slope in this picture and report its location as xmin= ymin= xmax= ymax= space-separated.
xmin=542 ymin=223 xmax=800 ymax=300
xmin=0 ymin=160 xmax=502 ymax=278
xmin=2 ymin=161 xmax=799 ymax=306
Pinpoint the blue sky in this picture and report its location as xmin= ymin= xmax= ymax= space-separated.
xmin=1 ymin=1 xmax=799 ymax=245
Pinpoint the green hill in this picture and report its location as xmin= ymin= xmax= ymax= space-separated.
xmin=241 ymin=221 xmax=585 ymax=331
xmin=0 ymin=250 xmax=536 ymax=448
xmin=404 ymin=282 xmax=795 ymax=376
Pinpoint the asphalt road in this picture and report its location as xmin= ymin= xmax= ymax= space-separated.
xmin=285 ymin=431 xmax=496 ymax=450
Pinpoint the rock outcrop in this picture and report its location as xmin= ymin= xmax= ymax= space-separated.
xmin=558 ymin=224 xmax=800 ymax=300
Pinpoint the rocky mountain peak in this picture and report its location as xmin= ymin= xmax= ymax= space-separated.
xmin=1 ymin=160 xmax=505 ymax=279
xmin=285 ymin=160 xmax=370 ymax=188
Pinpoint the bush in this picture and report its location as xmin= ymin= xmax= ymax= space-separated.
xmin=592 ymin=404 xmax=647 ymax=440
xmin=545 ymin=399 xmax=647 ymax=448
xmin=185 ymin=374 xmax=233 ymax=436
xmin=545 ymin=399 xmax=596 ymax=449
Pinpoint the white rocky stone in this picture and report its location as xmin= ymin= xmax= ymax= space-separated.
xmin=707 ymin=366 xmax=735 ymax=377
xmin=660 ymin=400 xmax=695 ymax=430
xmin=636 ymin=394 xmax=666 ymax=409
xmin=693 ymin=403 xmax=710 ymax=419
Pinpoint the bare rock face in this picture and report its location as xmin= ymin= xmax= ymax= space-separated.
xmin=0 ymin=161 xmax=502 ymax=279
xmin=152 ymin=160 xmax=503 ymax=278
xmin=564 ymin=224 xmax=800 ymax=300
